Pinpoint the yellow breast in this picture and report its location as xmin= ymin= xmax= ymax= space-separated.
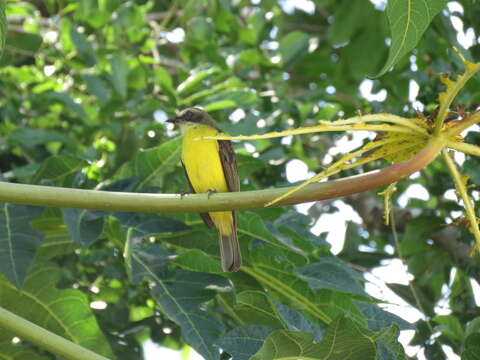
xmin=181 ymin=124 xmax=229 ymax=194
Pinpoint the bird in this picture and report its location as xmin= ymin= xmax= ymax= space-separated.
xmin=167 ymin=108 xmax=241 ymax=272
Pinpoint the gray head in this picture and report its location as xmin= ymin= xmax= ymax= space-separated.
xmin=167 ymin=107 xmax=219 ymax=129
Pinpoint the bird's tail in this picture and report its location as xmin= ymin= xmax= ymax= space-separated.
xmin=219 ymin=225 xmax=242 ymax=272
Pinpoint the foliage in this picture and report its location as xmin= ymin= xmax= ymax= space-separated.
xmin=1 ymin=1 xmax=480 ymax=360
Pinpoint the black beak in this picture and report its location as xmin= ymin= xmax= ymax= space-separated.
xmin=166 ymin=117 xmax=180 ymax=124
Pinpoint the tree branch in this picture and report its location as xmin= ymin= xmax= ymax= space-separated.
xmin=0 ymin=138 xmax=444 ymax=213
xmin=0 ymin=307 xmax=109 ymax=360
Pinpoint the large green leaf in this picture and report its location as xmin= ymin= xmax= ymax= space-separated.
xmin=278 ymin=31 xmax=310 ymax=68
xmin=251 ymin=316 xmax=376 ymax=360
xmin=6 ymin=128 xmax=70 ymax=148
xmin=375 ymin=325 xmax=408 ymax=360
xmin=109 ymin=53 xmax=129 ymax=99
xmin=0 ymin=203 xmax=43 ymax=287
xmin=174 ymin=249 xmax=223 ymax=273
xmin=70 ymin=24 xmax=96 ymax=66
xmin=247 ymin=247 xmax=366 ymax=326
xmin=0 ymin=332 xmax=50 ymax=360
xmin=273 ymin=300 xmax=324 ymax=341
xmin=374 ymin=0 xmax=447 ymax=77
xmin=0 ymin=262 xmax=113 ymax=357
xmin=62 ymin=208 xmax=105 ymax=248
xmin=115 ymin=137 xmax=182 ymax=188
xmin=131 ymin=244 xmax=229 ymax=360
xmin=327 ymin=0 xmax=376 ymax=45
xmin=217 ymin=325 xmax=274 ymax=360
xmin=82 ymin=74 xmax=111 ymax=104
xmin=31 ymin=208 xmax=76 ymax=261
xmin=32 ymin=155 xmax=87 ymax=184
xmin=356 ymin=302 xmax=415 ymax=331
xmin=433 ymin=314 xmax=465 ymax=342
xmin=296 ymin=256 xmax=369 ymax=298
xmin=234 ymin=291 xmax=286 ymax=329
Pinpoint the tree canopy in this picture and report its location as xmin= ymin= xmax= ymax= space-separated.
xmin=1 ymin=1 xmax=480 ymax=359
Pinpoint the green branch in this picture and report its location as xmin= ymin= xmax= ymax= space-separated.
xmin=0 ymin=307 xmax=110 ymax=360
xmin=0 ymin=138 xmax=445 ymax=213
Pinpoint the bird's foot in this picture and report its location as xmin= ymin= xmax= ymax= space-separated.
xmin=207 ymin=189 xmax=217 ymax=199
xmin=180 ymin=191 xmax=191 ymax=199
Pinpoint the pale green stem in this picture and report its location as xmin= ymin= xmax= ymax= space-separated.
xmin=0 ymin=307 xmax=110 ymax=360
xmin=444 ymin=111 xmax=480 ymax=138
xmin=434 ymin=62 xmax=480 ymax=135
xmin=442 ymin=150 xmax=480 ymax=251
xmin=209 ymin=124 xmax=420 ymax=141
xmin=447 ymin=141 xmax=480 ymax=157
xmin=321 ymin=113 xmax=429 ymax=135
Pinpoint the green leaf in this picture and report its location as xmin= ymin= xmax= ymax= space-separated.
xmin=62 ymin=208 xmax=104 ymax=248
xmin=462 ymin=333 xmax=480 ymax=360
xmin=374 ymin=0 xmax=447 ymax=77
xmin=155 ymin=67 xmax=176 ymax=101
xmin=6 ymin=128 xmax=70 ymax=148
xmin=70 ymin=25 xmax=96 ymax=66
xmin=82 ymin=74 xmax=111 ymax=104
xmin=466 ymin=316 xmax=480 ymax=337
xmin=247 ymin=257 xmax=365 ymax=326
xmin=235 ymin=291 xmax=286 ymax=328
xmin=188 ymin=17 xmax=214 ymax=49
xmin=0 ymin=203 xmax=43 ymax=287
xmin=109 ymin=53 xmax=129 ymax=98
xmin=272 ymin=211 xmax=330 ymax=254
xmin=0 ymin=332 xmax=50 ymax=360
xmin=296 ymin=256 xmax=369 ymax=298
xmin=273 ymin=300 xmax=324 ymax=341
xmin=130 ymin=244 xmax=171 ymax=284
xmin=433 ymin=314 xmax=465 ymax=342
xmin=278 ymin=31 xmax=310 ymax=68
xmin=327 ymin=0 xmax=376 ymax=45
xmin=6 ymin=32 xmax=43 ymax=54
xmin=217 ymin=325 xmax=274 ymax=360
xmin=0 ymin=262 xmax=113 ymax=357
xmin=251 ymin=316 xmax=377 ymax=360
xmin=31 ymin=208 xmax=76 ymax=261
xmin=132 ymin=244 xmax=229 ymax=360
xmin=32 ymin=155 xmax=87 ymax=184
xmin=174 ymin=249 xmax=223 ymax=273
xmin=401 ymin=215 xmax=443 ymax=256
xmin=115 ymin=213 xmax=189 ymax=235
xmin=0 ymin=0 xmax=5 ymax=57
xmin=344 ymin=28 xmax=388 ymax=77
xmin=356 ymin=302 xmax=415 ymax=331
xmin=115 ymin=137 xmax=182 ymax=188
xmin=202 ymin=89 xmax=258 ymax=111
xmin=177 ymin=67 xmax=220 ymax=95
xmin=44 ymin=92 xmax=88 ymax=119
xmin=375 ymin=325 xmax=408 ymax=360
xmin=236 ymin=154 xmax=266 ymax=181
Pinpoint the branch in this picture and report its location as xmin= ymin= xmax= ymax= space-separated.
xmin=0 ymin=138 xmax=445 ymax=213
xmin=0 ymin=307 xmax=110 ymax=360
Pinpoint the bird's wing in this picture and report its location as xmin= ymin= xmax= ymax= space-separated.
xmin=218 ymin=140 xmax=240 ymax=192
xmin=181 ymin=160 xmax=215 ymax=229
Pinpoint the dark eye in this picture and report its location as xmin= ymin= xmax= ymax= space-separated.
xmin=183 ymin=110 xmax=198 ymax=122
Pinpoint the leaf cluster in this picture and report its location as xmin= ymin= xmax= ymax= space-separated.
xmin=1 ymin=1 xmax=480 ymax=360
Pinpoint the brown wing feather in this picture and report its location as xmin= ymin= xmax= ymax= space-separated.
xmin=218 ymin=140 xmax=240 ymax=192
xmin=181 ymin=161 xmax=215 ymax=229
